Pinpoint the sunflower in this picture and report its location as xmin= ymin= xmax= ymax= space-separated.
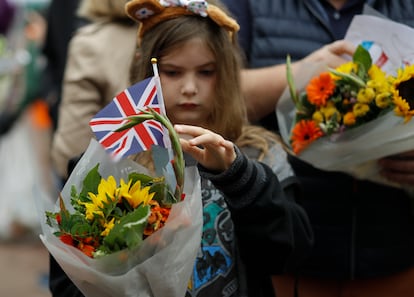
xmin=81 ymin=176 xmax=119 ymax=221
xmin=122 ymin=179 xmax=155 ymax=208
xmin=392 ymin=64 xmax=414 ymax=122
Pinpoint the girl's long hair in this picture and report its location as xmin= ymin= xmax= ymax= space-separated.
xmin=130 ymin=14 xmax=245 ymax=141
xmin=129 ymin=3 xmax=283 ymax=163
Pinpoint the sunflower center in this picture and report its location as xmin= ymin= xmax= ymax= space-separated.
xmin=397 ymin=78 xmax=414 ymax=109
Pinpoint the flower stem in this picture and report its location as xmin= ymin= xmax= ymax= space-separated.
xmin=329 ymin=68 xmax=366 ymax=88
xmin=117 ymin=109 xmax=184 ymax=201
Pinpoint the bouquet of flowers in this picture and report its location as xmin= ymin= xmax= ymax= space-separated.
xmin=277 ymin=44 xmax=414 ymax=187
xmin=40 ymin=75 xmax=203 ymax=297
xmin=44 ymin=160 xmax=176 ymax=259
xmin=40 ymin=138 xmax=203 ymax=297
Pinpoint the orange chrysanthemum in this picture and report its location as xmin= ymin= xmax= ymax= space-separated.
xmin=291 ymin=119 xmax=324 ymax=155
xmin=306 ymin=72 xmax=336 ymax=106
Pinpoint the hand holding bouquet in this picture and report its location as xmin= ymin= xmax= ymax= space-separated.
xmin=40 ymin=138 xmax=202 ymax=297
xmin=277 ymin=45 xmax=414 ymax=187
xmin=288 ymin=45 xmax=414 ymax=155
xmin=40 ymin=73 xmax=203 ymax=297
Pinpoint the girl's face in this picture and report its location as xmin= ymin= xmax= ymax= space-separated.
xmin=159 ymin=38 xmax=216 ymax=127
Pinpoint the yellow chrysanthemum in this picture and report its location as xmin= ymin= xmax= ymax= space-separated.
xmin=353 ymin=102 xmax=370 ymax=117
xmin=375 ymin=92 xmax=392 ymax=109
xmin=357 ymin=87 xmax=375 ymax=104
xmin=319 ymin=101 xmax=341 ymax=123
xmin=312 ymin=110 xmax=324 ymax=124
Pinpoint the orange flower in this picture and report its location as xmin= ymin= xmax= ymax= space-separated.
xmin=291 ymin=119 xmax=324 ymax=154
xmin=306 ymin=72 xmax=336 ymax=106
xmin=77 ymin=241 xmax=96 ymax=258
xmin=144 ymin=201 xmax=171 ymax=237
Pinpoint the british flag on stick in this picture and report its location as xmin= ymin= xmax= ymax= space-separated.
xmin=89 ymin=76 xmax=168 ymax=160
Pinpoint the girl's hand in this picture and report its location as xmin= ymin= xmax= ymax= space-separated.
xmin=174 ymin=124 xmax=236 ymax=172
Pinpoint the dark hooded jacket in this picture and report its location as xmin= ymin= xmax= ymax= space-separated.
xmin=222 ymin=0 xmax=414 ymax=279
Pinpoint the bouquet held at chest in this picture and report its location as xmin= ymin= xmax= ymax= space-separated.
xmin=277 ymin=38 xmax=414 ymax=187
xmin=45 ymin=161 xmax=176 ymax=258
xmin=39 ymin=67 xmax=203 ymax=297
xmin=289 ymin=45 xmax=414 ymax=156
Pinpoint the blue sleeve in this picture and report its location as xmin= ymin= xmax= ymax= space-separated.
xmin=221 ymin=0 xmax=252 ymax=62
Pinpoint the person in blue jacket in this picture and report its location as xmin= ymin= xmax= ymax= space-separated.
xmin=221 ymin=0 xmax=414 ymax=296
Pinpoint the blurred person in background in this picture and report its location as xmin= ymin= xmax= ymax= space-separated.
xmin=221 ymin=0 xmax=414 ymax=296
xmin=50 ymin=0 xmax=137 ymax=181
xmin=0 ymin=0 xmax=16 ymax=35
xmin=41 ymin=0 xmax=87 ymax=131
xmin=0 ymin=0 xmax=55 ymax=240
xmin=48 ymin=0 xmax=137 ymax=295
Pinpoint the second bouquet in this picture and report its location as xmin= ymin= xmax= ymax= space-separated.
xmin=277 ymin=45 xmax=414 ymax=187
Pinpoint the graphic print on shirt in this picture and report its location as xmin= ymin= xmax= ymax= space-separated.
xmin=186 ymin=179 xmax=238 ymax=297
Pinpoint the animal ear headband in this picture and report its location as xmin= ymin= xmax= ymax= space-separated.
xmin=125 ymin=0 xmax=240 ymax=45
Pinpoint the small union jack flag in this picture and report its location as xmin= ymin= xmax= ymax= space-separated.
xmin=89 ymin=76 xmax=167 ymax=160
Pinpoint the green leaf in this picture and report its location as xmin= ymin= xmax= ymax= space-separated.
xmin=329 ymin=69 xmax=366 ymax=88
xmin=80 ymin=164 xmax=102 ymax=199
xmin=102 ymin=205 xmax=150 ymax=251
xmin=353 ymin=45 xmax=372 ymax=74
xmin=286 ymin=54 xmax=299 ymax=104
xmin=128 ymin=172 xmax=156 ymax=186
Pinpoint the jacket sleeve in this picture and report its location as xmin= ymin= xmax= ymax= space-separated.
xmin=197 ymin=146 xmax=314 ymax=274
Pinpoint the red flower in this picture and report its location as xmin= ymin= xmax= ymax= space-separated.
xmin=59 ymin=234 xmax=74 ymax=246
xmin=56 ymin=214 xmax=62 ymax=225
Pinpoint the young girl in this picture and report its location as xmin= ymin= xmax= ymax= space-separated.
xmin=127 ymin=0 xmax=313 ymax=296
xmin=48 ymin=1 xmax=313 ymax=297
